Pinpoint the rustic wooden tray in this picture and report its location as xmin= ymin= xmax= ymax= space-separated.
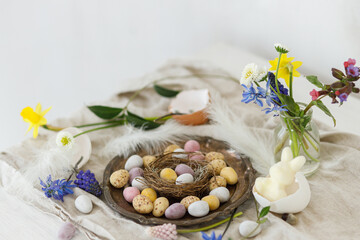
xmin=103 ymin=136 xmax=255 ymax=227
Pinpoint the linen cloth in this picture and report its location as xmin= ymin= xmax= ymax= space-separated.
xmin=1 ymin=60 xmax=359 ymax=240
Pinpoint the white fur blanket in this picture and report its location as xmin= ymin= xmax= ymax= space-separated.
xmin=1 ymin=60 xmax=359 ymax=239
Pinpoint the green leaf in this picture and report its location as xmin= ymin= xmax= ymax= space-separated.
xmin=153 ymin=84 xmax=180 ymax=98
xmin=259 ymin=206 xmax=270 ymax=218
xmin=126 ymin=111 xmax=161 ymax=130
xmin=306 ymin=75 xmax=324 ymax=89
xmin=314 ymin=100 xmax=336 ymax=126
xmin=281 ymin=95 xmax=300 ymax=115
xmin=88 ymin=105 xmax=123 ymax=119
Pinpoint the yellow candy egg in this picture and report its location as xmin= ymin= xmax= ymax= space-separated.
xmin=160 ymin=168 xmax=177 ymax=183
xmin=141 ymin=188 xmax=157 ymax=202
xmin=209 ymin=159 xmax=227 ymax=175
xmin=143 ymin=155 xmax=156 ymax=168
xmin=202 ymin=195 xmax=220 ymax=211
xmin=205 ymin=152 xmax=225 ymax=162
xmin=220 ymin=167 xmax=238 ymax=185
xmin=209 ymin=176 xmax=227 ymax=191
xmin=164 ymin=144 xmax=180 ymax=155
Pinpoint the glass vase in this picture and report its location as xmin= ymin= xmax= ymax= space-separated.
xmin=273 ymin=106 xmax=320 ymax=176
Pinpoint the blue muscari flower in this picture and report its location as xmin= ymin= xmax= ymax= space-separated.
xmin=241 ymin=84 xmax=265 ymax=107
xmin=268 ymin=72 xmax=288 ymax=103
xmin=201 ymin=231 xmax=222 ymax=240
xmin=263 ymin=104 xmax=288 ymax=116
xmin=39 ymin=175 xmax=76 ymax=202
xmin=74 ymin=170 xmax=102 ymax=197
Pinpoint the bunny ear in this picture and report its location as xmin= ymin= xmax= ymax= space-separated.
xmin=281 ymin=147 xmax=293 ymax=162
xmin=289 ymin=156 xmax=306 ymax=172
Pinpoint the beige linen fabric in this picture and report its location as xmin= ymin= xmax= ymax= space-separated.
xmin=1 ymin=61 xmax=359 ymax=239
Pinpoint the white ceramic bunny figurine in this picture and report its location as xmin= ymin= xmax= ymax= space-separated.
xmin=255 ymin=147 xmax=306 ymax=201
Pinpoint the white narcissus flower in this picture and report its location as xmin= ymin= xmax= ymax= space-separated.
xmin=56 ymin=131 xmax=75 ymax=151
xmin=240 ymin=63 xmax=267 ymax=86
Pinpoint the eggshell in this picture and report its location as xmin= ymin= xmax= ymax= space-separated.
xmin=131 ymin=177 xmax=148 ymax=191
xmin=239 ymin=220 xmax=262 ymax=237
xmin=141 ymin=188 xmax=157 ymax=202
xmin=176 ymin=173 xmax=194 ymax=185
xmin=58 ymin=222 xmax=76 ymax=240
xmin=132 ymin=195 xmax=153 ymax=214
xmin=128 ymin=167 xmax=144 ymax=183
xmin=220 ymin=167 xmax=238 ymax=185
xmin=209 ymin=176 xmax=227 ymax=191
xmin=210 ymin=187 xmax=230 ymax=203
xmin=184 ymin=140 xmax=201 ymax=152
xmin=75 ymin=195 xmax=93 ymax=214
xmin=202 ymin=195 xmax=220 ymax=211
xmin=152 ymin=197 xmax=170 ymax=217
xmin=124 ymin=155 xmax=143 ymax=171
xmin=180 ymin=196 xmax=200 ymax=209
xmin=173 ymin=148 xmax=188 ymax=159
xmin=123 ymin=187 xmax=140 ymax=203
xmin=164 ymin=144 xmax=180 ymax=154
xmin=143 ymin=155 xmax=156 ymax=168
xmin=165 ymin=203 xmax=186 ymax=219
xmin=205 ymin=152 xmax=224 ymax=162
xmin=190 ymin=152 xmax=205 ymax=160
xmin=188 ymin=200 xmax=209 ymax=217
xmin=160 ymin=168 xmax=177 ymax=183
xmin=175 ymin=164 xmax=195 ymax=176
xmin=253 ymin=172 xmax=311 ymax=214
xmin=208 ymin=159 xmax=227 ymax=175
xmin=110 ymin=169 xmax=129 ymax=188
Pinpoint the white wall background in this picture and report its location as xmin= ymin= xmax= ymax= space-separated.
xmin=1 ymin=0 xmax=360 ymax=150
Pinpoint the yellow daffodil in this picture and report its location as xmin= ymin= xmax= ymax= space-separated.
xmin=21 ymin=103 xmax=51 ymax=138
xmin=269 ymin=54 xmax=302 ymax=86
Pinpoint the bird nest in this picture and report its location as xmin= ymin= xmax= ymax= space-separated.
xmin=142 ymin=152 xmax=214 ymax=199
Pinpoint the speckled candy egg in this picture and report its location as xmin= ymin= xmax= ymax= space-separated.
xmin=164 ymin=144 xmax=180 ymax=154
xmin=131 ymin=176 xmax=148 ymax=191
xmin=152 ymin=197 xmax=170 ymax=217
xmin=188 ymin=200 xmax=209 ymax=217
xmin=202 ymin=195 xmax=220 ymax=211
xmin=205 ymin=152 xmax=225 ymax=162
xmin=165 ymin=203 xmax=186 ymax=219
xmin=110 ymin=169 xmax=129 ymax=188
xmin=141 ymin=188 xmax=157 ymax=202
xmin=160 ymin=168 xmax=177 ymax=183
xmin=209 ymin=176 xmax=227 ymax=191
xmin=128 ymin=167 xmax=144 ymax=183
xmin=125 ymin=155 xmax=143 ymax=171
xmin=175 ymin=164 xmax=195 ymax=176
xmin=190 ymin=152 xmax=205 ymax=160
xmin=210 ymin=187 xmax=230 ymax=203
xmin=220 ymin=167 xmax=238 ymax=185
xmin=208 ymin=159 xmax=227 ymax=175
xmin=123 ymin=187 xmax=140 ymax=203
xmin=132 ymin=195 xmax=153 ymax=214
xmin=180 ymin=196 xmax=200 ymax=209
xmin=143 ymin=155 xmax=156 ymax=168
xmin=176 ymin=173 xmax=194 ymax=185
xmin=184 ymin=140 xmax=201 ymax=152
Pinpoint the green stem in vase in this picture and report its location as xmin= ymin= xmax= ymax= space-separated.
xmin=289 ymin=68 xmax=294 ymax=98
xmin=297 ymin=133 xmax=320 ymax=162
xmin=274 ymin=52 xmax=283 ymax=93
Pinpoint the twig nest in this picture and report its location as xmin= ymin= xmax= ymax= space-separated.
xmin=75 ymin=195 xmax=93 ymax=214
xmin=153 ymin=197 xmax=170 ymax=217
xmin=180 ymin=196 xmax=200 ymax=209
xmin=132 ymin=195 xmax=153 ymax=214
xmin=188 ymin=200 xmax=210 ymax=217
xmin=184 ymin=140 xmax=201 ymax=152
xmin=201 ymin=195 xmax=220 ymax=211
xmin=209 ymin=176 xmax=227 ymax=191
xmin=131 ymin=177 xmax=148 ymax=191
xmin=175 ymin=164 xmax=195 ymax=176
xmin=110 ymin=170 xmax=129 ymax=188
xmin=58 ymin=222 xmax=76 ymax=240
xmin=210 ymin=187 xmax=230 ymax=203
xmin=128 ymin=167 xmax=144 ymax=183
xmin=123 ymin=187 xmax=140 ymax=203
xmin=205 ymin=152 xmax=224 ymax=162
xmin=165 ymin=203 xmax=186 ymax=219
xmin=176 ymin=173 xmax=194 ymax=185
xmin=169 ymin=89 xmax=210 ymax=125
xmin=125 ymin=155 xmax=143 ymax=171
xmin=239 ymin=220 xmax=262 ymax=237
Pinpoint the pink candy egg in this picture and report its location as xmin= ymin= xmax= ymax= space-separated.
xmin=58 ymin=222 xmax=76 ymax=240
xmin=190 ymin=152 xmax=205 ymax=160
xmin=175 ymin=164 xmax=195 ymax=176
xmin=129 ymin=167 xmax=144 ymax=183
xmin=123 ymin=187 xmax=140 ymax=203
xmin=184 ymin=140 xmax=201 ymax=152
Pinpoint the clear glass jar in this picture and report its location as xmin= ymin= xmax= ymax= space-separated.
xmin=273 ymin=106 xmax=320 ymax=176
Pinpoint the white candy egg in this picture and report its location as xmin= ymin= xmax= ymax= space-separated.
xmin=253 ymin=172 xmax=311 ymax=214
xmin=188 ymin=200 xmax=210 ymax=217
xmin=209 ymin=187 xmax=230 ymax=203
xmin=125 ymin=155 xmax=143 ymax=171
xmin=175 ymin=173 xmax=194 ymax=185
xmin=131 ymin=177 xmax=148 ymax=191
xmin=239 ymin=220 xmax=262 ymax=237
xmin=173 ymin=148 xmax=188 ymax=159
xmin=75 ymin=195 xmax=93 ymax=214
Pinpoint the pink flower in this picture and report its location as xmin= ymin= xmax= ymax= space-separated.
xmin=310 ymin=89 xmax=320 ymax=100
xmin=344 ymin=58 xmax=356 ymax=68
xmin=147 ymin=223 xmax=177 ymax=240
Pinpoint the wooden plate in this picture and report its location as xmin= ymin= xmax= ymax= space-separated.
xmin=103 ymin=136 xmax=256 ymax=227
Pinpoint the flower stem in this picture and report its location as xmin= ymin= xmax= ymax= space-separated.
xmin=74 ymin=120 xmax=121 ymax=128
xmin=73 ymin=121 xmax=125 ymax=138
xmin=275 ymin=53 xmax=283 ymax=93
xmin=42 ymin=124 xmax=64 ymax=132
xmin=176 ymin=212 xmax=243 ymax=234
xmin=289 ymin=70 xmax=293 ymax=98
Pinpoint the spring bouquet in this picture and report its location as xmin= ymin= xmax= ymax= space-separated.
xmin=240 ymin=44 xmax=360 ymax=175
